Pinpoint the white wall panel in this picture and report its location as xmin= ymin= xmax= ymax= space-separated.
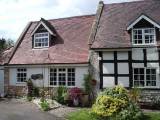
xmin=103 ymin=77 xmax=115 ymax=88
xmin=147 ymin=48 xmax=158 ymax=60
xmin=132 ymin=49 xmax=143 ymax=60
xmin=103 ymin=52 xmax=114 ymax=60
xmin=118 ymin=77 xmax=129 ymax=87
xmin=103 ymin=63 xmax=114 ymax=74
xmin=117 ymin=51 xmax=128 ymax=60
xmin=118 ymin=63 xmax=129 ymax=74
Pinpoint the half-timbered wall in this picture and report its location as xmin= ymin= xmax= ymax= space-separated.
xmin=100 ymin=48 xmax=160 ymax=89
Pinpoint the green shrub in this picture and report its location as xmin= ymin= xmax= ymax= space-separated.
xmin=55 ymin=86 xmax=67 ymax=104
xmin=27 ymin=96 xmax=32 ymax=101
xmin=92 ymin=86 xmax=143 ymax=120
xmin=40 ymin=101 xmax=50 ymax=111
xmin=32 ymin=86 xmax=40 ymax=97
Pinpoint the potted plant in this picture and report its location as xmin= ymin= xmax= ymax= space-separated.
xmin=68 ymin=87 xmax=84 ymax=107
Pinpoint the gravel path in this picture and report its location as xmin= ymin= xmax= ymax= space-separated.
xmin=0 ymin=98 xmax=63 ymax=120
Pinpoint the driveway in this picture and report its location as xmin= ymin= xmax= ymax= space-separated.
xmin=0 ymin=98 xmax=63 ymax=120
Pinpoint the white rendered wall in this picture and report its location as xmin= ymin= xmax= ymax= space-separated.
xmin=0 ymin=66 xmax=4 ymax=94
xmin=9 ymin=66 xmax=88 ymax=88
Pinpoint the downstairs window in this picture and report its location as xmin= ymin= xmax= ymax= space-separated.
xmin=133 ymin=68 xmax=157 ymax=87
xmin=50 ymin=68 xmax=75 ymax=86
xmin=17 ymin=68 xmax=27 ymax=83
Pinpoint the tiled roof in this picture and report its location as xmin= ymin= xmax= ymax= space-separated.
xmin=0 ymin=47 xmax=13 ymax=65
xmin=9 ymin=15 xmax=94 ymax=65
xmin=91 ymin=0 xmax=160 ymax=49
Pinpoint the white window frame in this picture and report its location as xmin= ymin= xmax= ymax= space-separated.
xmin=34 ymin=32 xmax=49 ymax=48
xmin=17 ymin=68 xmax=27 ymax=83
xmin=133 ymin=67 xmax=158 ymax=88
xmin=49 ymin=68 xmax=75 ymax=87
xmin=132 ymin=28 xmax=156 ymax=45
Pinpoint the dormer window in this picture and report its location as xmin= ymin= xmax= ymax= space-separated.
xmin=34 ymin=32 xmax=49 ymax=48
xmin=132 ymin=28 xmax=156 ymax=45
xmin=31 ymin=18 xmax=57 ymax=49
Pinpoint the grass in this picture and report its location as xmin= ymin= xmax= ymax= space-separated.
xmin=65 ymin=109 xmax=160 ymax=120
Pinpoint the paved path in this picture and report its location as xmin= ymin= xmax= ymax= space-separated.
xmin=0 ymin=99 xmax=63 ymax=120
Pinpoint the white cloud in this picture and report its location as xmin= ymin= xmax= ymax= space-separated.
xmin=0 ymin=0 xmax=137 ymax=42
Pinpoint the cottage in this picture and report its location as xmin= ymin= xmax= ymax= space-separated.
xmin=1 ymin=0 xmax=160 ymax=97
xmin=3 ymin=15 xmax=94 ymax=95
xmin=89 ymin=0 xmax=160 ymax=96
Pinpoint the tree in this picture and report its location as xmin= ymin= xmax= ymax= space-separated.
xmin=0 ymin=38 xmax=14 ymax=52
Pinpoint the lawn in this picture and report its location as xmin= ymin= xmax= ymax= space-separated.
xmin=65 ymin=109 xmax=160 ymax=120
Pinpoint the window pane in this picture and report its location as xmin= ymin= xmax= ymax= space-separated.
xmin=140 ymin=69 xmax=144 ymax=74
xmin=151 ymin=69 xmax=156 ymax=74
xmin=134 ymin=69 xmax=138 ymax=74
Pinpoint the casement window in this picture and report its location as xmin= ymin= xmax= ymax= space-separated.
xmin=34 ymin=32 xmax=49 ymax=48
xmin=133 ymin=68 xmax=157 ymax=87
xmin=17 ymin=68 xmax=27 ymax=83
xmin=50 ymin=68 xmax=75 ymax=86
xmin=132 ymin=28 xmax=156 ymax=45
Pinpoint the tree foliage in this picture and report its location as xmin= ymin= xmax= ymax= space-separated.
xmin=0 ymin=38 xmax=14 ymax=52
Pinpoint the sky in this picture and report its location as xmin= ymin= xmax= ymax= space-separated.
xmin=0 ymin=0 xmax=138 ymax=42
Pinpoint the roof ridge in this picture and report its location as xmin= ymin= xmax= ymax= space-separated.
xmin=31 ymin=14 xmax=95 ymax=23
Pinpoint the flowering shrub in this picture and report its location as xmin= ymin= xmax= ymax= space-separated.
xmin=92 ymin=95 xmax=126 ymax=117
xmin=68 ymin=87 xmax=84 ymax=101
xmin=92 ymin=86 xmax=143 ymax=120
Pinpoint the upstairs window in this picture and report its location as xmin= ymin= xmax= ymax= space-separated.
xmin=132 ymin=28 xmax=155 ymax=45
xmin=34 ymin=32 xmax=49 ymax=48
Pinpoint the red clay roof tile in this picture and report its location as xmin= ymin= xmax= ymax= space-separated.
xmin=9 ymin=15 xmax=94 ymax=64
xmin=92 ymin=0 xmax=160 ymax=49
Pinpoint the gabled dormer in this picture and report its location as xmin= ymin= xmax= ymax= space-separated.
xmin=127 ymin=14 xmax=160 ymax=46
xmin=31 ymin=18 xmax=56 ymax=49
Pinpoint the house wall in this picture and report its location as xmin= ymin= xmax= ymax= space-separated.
xmin=99 ymin=48 xmax=160 ymax=89
xmin=0 ymin=66 xmax=4 ymax=94
xmin=7 ymin=65 xmax=88 ymax=95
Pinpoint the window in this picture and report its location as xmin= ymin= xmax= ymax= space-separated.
xmin=17 ymin=68 xmax=27 ymax=83
xmin=132 ymin=28 xmax=155 ymax=45
xmin=34 ymin=32 xmax=49 ymax=48
xmin=50 ymin=68 xmax=75 ymax=86
xmin=133 ymin=68 xmax=157 ymax=87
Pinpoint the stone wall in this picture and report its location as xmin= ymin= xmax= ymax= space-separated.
xmin=139 ymin=89 xmax=160 ymax=103
xmin=89 ymin=50 xmax=101 ymax=97
xmin=4 ymin=67 xmax=9 ymax=94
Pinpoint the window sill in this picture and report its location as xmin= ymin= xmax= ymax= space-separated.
xmin=16 ymin=82 xmax=26 ymax=84
xmin=132 ymin=44 xmax=157 ymax=47
xmin=32 ymin=48 xmax=49 ymax=50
